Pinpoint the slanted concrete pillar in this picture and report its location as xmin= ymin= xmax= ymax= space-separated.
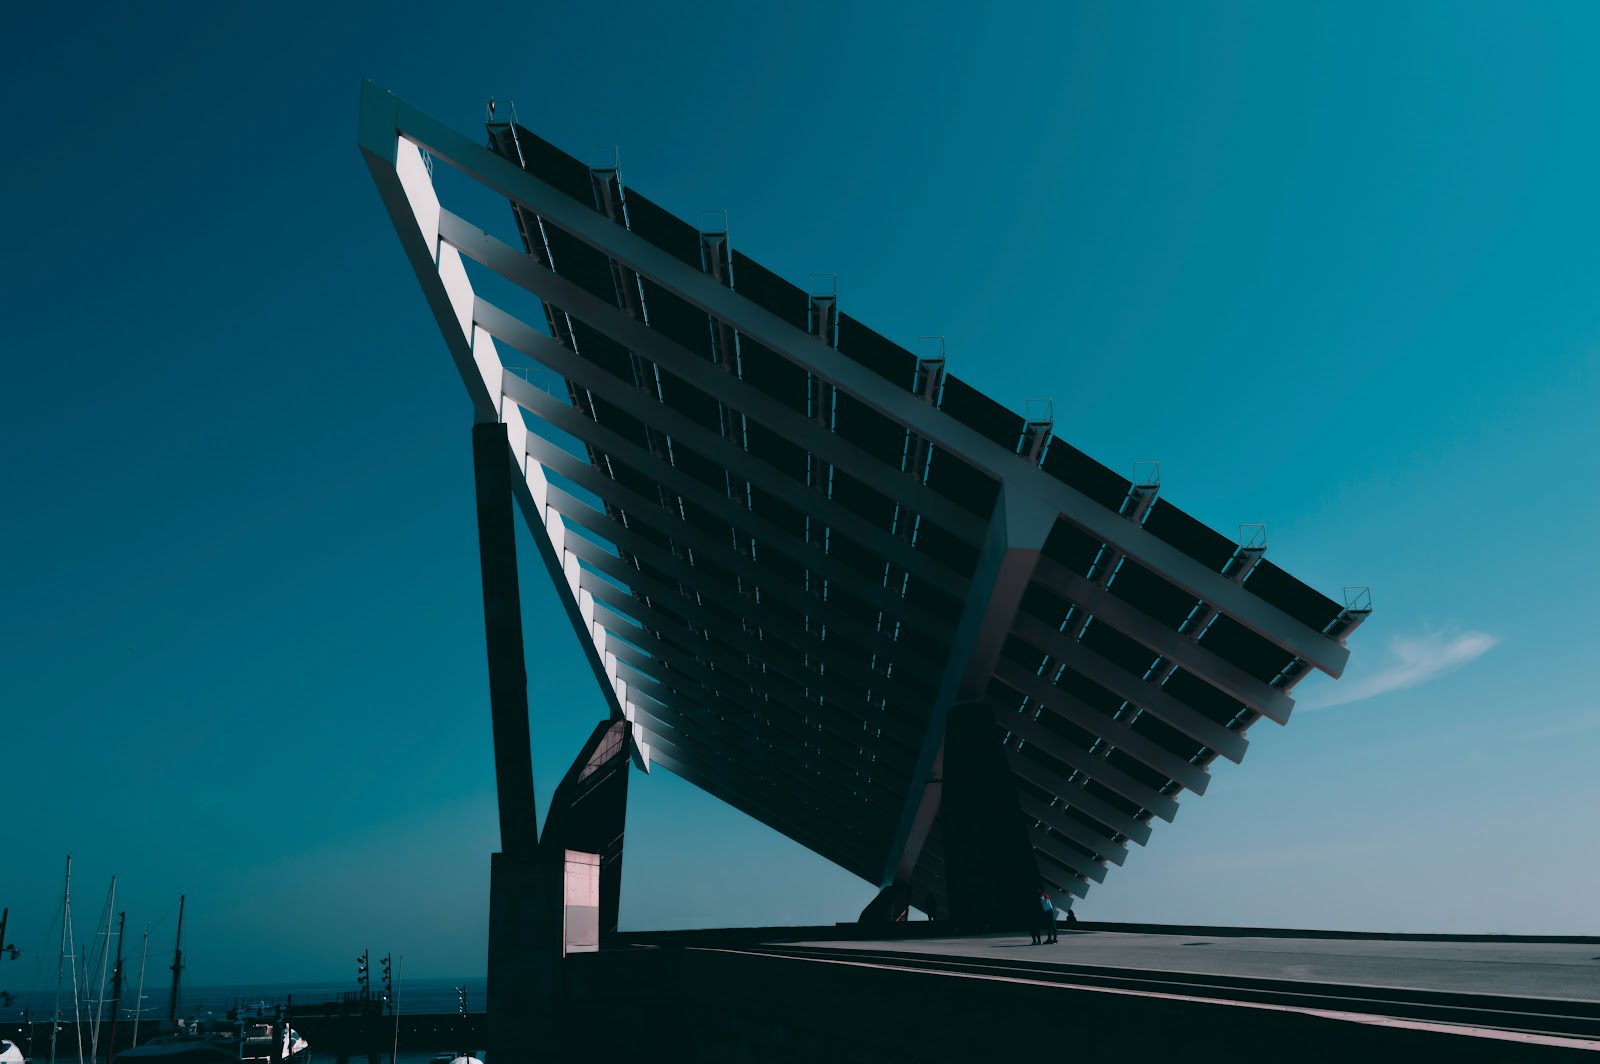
xmin=472 ymin=424 xmax=638 ymax=1061
xmin=471 ymin=421 xmax=547 ymax=1062
xmin=941 ymin=702 xmax=1038 ymax=929
xmin=540 ymin=719 xmax=631 ymax=935
xmin=858 ymin=882 xmax=911 ymax=923
xmin=471 ymin=421 xmax=540 ymax=850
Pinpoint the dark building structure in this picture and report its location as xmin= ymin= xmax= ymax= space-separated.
xmin=359 ymin=81 xmax=1369 ymax=1053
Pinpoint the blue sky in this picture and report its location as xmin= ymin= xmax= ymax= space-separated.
xmin=4 ymin=1 xmax=1598 ymax=986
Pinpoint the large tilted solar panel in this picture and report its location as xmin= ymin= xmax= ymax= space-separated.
xmin=360 ymin=85 xmax=1369 ymax=915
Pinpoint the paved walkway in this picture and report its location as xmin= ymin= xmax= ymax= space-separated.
xmin=784 ymin=931 xmax=1600 ymax=1002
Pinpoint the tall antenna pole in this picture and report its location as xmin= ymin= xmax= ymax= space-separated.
xmin=166 ymin=896 xmax=185 ymax=1034
xmin=51 ymin=853 xmax=71 ymax=1064
xmin=106 ymin=912 xmax=125 ymax=1064
xmin=130 ymin=925 xmax=149 ymax=1048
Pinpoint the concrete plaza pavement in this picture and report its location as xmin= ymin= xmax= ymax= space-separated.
xmin=786 ymin=930 xmax=1600 ymax=1002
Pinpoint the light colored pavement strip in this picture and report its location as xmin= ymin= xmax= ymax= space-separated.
xmin=784 ymin=931 xmax=1600 ymax=1001
xmin=706 ymin=946 xmax=1600 ymax=1053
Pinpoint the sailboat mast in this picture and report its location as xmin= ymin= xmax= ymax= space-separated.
xmin=166 ymin=895 xmax=184 ymax=1033
xmin=50 ymin=852 xmax=70 ymax=1064
xmin=130 ymin=925 xmax=149 ymax=1048
xmin=106 ymin=911 xmax=125 ymax=1064
xmin=88 ymin=876 xmax=115 ymax=1060
xmin=69 ymin=884 xmax=83 ymax=1064
xmin=391 ymin=955 xmax=403 ymax=1062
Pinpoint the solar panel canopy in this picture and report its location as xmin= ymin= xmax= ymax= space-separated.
xmin=359 ymin=83 xmax=1370 ymax=916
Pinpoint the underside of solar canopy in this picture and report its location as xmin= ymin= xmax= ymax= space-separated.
xmin=359 ymin=82 xmax=1370 ymax=917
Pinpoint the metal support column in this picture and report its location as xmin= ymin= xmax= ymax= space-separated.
xmin=941 ymin=702 xmax=1038 ymax=928
xmin=472 ymin=420 xmax=554 ymax=1063
xmin=473 ymin=420 xmax=540 ymax=849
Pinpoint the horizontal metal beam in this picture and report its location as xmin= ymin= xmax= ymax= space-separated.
xmin=589 ymin=591 xmax=912 ymax=784
xmin=361 ymin=86 xmax=1368 ymax=916
xmin=548 ymin=486 xmax=932 ymax=740
xmin=638 ymin=740 xmax=881 ymax=878
xmin=992 ymin=660 xmax=1211 ymax=795
xmin=1033 ymin=871 xmax=1091 ymax=901
xmin=1001 ymin=708 xmax=1180 ymax=821
xmin=492 ymin=313 xmax=969 ymax=593
xmin=618 ymin=677 xmax=892 ymax=853
xmin=1032 ymin=557 xmax=1295 ymax=725
xmin=1029 ymin=826 xmax=1109 ymax=884
xmin=1008 ymin=752 xmax=1153 ymax=846
xmin=523 ymin=428 xmax=941 ymax=630
xmin=600 ymin=617 xmax=894 ymax=788
xmin=620 ymin=697 xmax=889 ymax=870
xmin=1012 ymin=612 xmax=1250 ymax=764
xmin=1018 ymin=793 xmax=1128 ymax=866
xmin=592 ymin=592 xmax=906 ymax=772
xmin=528 ymin=433 xmax=955 ymax=670
xmin=419 ymin=145 xmax=1348 ymax=676
xmin=437 ymin=209 xmax=990 ymax=547
xmin=566 ymin=533 xmax=926 ymax=747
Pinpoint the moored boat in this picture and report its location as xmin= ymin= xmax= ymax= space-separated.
xmin=114 ymin=1018 xmax=309 ymax=1061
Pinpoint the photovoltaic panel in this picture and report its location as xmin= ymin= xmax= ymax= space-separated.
xmin=568 ymin=320 xmax=637 ymax=383
xmin=654 ymin=367 xmax=724 ymax=435
xmin=501 ymin=123 xmax=596 ymax=208
xmin=1161 ymin=669 xmax=1245 ymax=728
xmin=1041 ymin=519 xmax=1102 ymax=578
xmin=1079 ymin=620 xmax=1162 ymax=680
xmin=1031 ymin=706 xmax=1099 ymax=752
xmin=1104 ymin=749 xmax=1173 ymax=792
xmin=1040 ymin=441 xmax=1131 ymax=513
xmin=736 ymin=336 xmax=811 ymax=416
xmin=910 ymin=521 xmax=980 ymax=577
xmin=640 ymin=279 xmax=714 ymax=359
xmin=1140 ymin=499 xmax=1237 ymax=573
xmin=1052 ymin=665 xmax=1128 ymax=716
xmin=924 ymin=447 xmax=1001 ymax=518
xmin=544 ymin=224 xmax=622 ymax=307
xmin=1195 ymin=614 xmax=1298 ymax=685
xmin=836 ymin=313 xmax=919 ymax=390
xmin=1083 ymin=779 xmax=1143 ymax=819
xmin=731 ymin=250 xmax=809 ymax=331
xmin=938 ymin=374 xmax=1026 ymax=452
xmin=830 ymin=468 xmax=898 ymax=533
xmin=624 ymin=189 xmax=702 ymax=270
xmin=1243 ymin=560 xmax=1345 ymax=632
xmin=742 ymin=421 xmax=809 ymax=482
xmin=1130 ymin=711 xmax=1208 ymax=763
xmin=832 ymin=392 xmax=910 ymax=464
xmin=1106 ymin=559 xmax=1200 ymax=631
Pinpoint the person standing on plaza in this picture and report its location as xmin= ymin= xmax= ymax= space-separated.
xmin=1039 ymin=889 xmax=1058 ymax=944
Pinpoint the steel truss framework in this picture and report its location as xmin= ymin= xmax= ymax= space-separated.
xmin=359 ymin=83 xmax=1370 ymax=914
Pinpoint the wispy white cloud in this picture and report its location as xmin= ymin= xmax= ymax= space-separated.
xmin=1298 ymin=630 xmax=1498 ymax=711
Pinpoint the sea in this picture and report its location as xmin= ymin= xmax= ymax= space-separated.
xmin=1 ymin=976 xmax=488 ymax=1062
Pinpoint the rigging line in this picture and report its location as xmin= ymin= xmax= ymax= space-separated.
xmin=26 ymin=893 xmax=69 ymax=989
xmin=146 ymin=897 xmax=180 ymax=935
